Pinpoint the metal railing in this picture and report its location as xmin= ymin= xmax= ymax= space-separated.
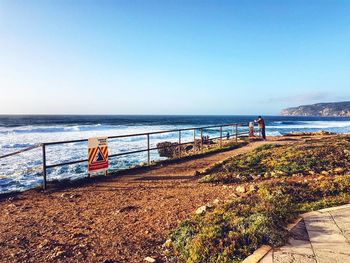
xmin=0 ymin=122 xmax=250 ymax=190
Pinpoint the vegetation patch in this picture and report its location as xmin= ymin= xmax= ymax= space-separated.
xmin=200 ymin=136 xmax=350 ymax=183
xmin=170 ymin=135 xmax=350 ymax=262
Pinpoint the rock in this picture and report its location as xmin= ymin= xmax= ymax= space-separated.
xmin=276 ymin=170 xmax=286 ymax=176
xmin=249 ymin=185 xmax=258 ymax=192
xmin=156 ymin=141 xmax=179 ymax=158
xmin=230 ymin=192 xmax=238 ymax=198
xmin=144 ymin=256 xmax=156 ymax=262
xmin=117 ymin=205 xmax=139 ymax=213
xmin=194 ymin=170 xmax=201 ymax=176
xmin=195 ymin=205 xmax=207 ymax=215
xmin=334 ymin=167 xmax=345 ymax=173
xmin=51 ymin=249 xmax=66 ymax=259
xmin=7 ymin=204 xmax=17 ymax=209
xmin=235 ymin=185 xmax=246 ymax=193
xmin=60 ymin=193 xmax=70 ymax=198
xmin=163 ymin=239 xmax=172 ymax=248
xmin=213 ymin=199 xmax=220 ymax=206
xmin=263 ymin=172 xmax=271 ymax=178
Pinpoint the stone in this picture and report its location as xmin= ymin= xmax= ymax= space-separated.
xmin=249 ymin=185 xmax=258 ymax=192
xmin=144 ymin=256 xmax=156 ymax=262
xmin=60 ymin=193 xmax=70 ymax=198
xmin=334 ymin=167 xmax=344 ymax=174
xmin=235 ymin=185 xmax=246 ymax=193
xmin=264 ymin=172 xmax=271 ymax=178
xmin=163 ymin=239 xmax=172 ymax=248
xmin=195 ymin=205 xmax=207 ymax=215
xmin=194 ymin=170 xmax=201 ymax=176
xmin=213 ymin=199 xmax=220 ymax=206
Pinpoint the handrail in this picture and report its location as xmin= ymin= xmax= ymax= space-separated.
xmin=0 ymin=144 xmax=42 ymax=159
xmin=0 ymin=122 xmax=251 ymax=191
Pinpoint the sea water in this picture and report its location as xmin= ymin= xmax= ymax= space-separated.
xmin=1 ymin=115 xmax=350 ymax=194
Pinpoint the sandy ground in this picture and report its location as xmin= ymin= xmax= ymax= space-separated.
xmin=0 ymin=137 xmax=300 ymax=262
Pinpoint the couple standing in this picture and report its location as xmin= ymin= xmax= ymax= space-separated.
xmin=255 ymin=116 xmax=266 ymax=140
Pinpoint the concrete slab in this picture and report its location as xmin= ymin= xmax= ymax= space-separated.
xmin=259 ymin=251 xmax=273 ymax=263
xmin=279 ymin=237 xmax=314 ymax=256
xmin=257 ymin=205 xmax=350 ymax=263
xmin=273 ymin=252 xmax=316 ymax=263
xmin=314 ymin=250 xmax=350 ymax=263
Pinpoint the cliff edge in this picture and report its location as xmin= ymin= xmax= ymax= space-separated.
xmin=281 ymin=101 xmax=350 ymax=116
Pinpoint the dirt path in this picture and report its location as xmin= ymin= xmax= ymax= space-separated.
xmin=0 ymin=139 xmax=294 ymax=263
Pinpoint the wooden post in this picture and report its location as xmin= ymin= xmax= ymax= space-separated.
xmin=147 ymin=134 xmax=150 ymax=165
xmin=42 ymin=144 xmax=47 ymax=190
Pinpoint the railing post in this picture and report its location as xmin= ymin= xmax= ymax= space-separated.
xmin=193 ymin=129 xmax=196 ymax=152
xmin=201 ymin=128 xmax=203 ymax=153
xmin=220 ymin=126 xmax=222 ymax=148
xmin=147 ymin=134 xmax=150 ymax=165
xmin=178 ymin=130 xmax=181 ymax=157
xmin=42 ymin=143 xmax=47 ymax=190
xmin=235 ymin=124 xmax=238 ymax=142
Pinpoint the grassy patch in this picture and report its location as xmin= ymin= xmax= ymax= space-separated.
xmin=170 ymin=135 xmax=350 ymax=262
xmin=200 ymin=136 xmax=350 ymax=183
xmin=170 ymin=176 xmax=350 ymax=263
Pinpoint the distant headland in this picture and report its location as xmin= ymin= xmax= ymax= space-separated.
xmin=281 ymin=101 xmax=350 ymax=117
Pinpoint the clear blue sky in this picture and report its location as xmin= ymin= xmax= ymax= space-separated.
xmin=0 ymin=0 xmax=349 ymax=115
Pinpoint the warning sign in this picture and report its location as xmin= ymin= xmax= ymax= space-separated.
xmin=88 ymin=137 xmax=108 ymax=173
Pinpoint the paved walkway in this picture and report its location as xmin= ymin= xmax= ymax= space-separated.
xmin=260 ymin=204 xmax=350 ymax=263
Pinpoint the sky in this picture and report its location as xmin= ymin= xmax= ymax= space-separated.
xmin=0 ymin=0 xmax=350 ymax=115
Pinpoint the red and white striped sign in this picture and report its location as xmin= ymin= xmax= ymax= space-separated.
xmin=88 ymin=137 xmax=108 ymax=172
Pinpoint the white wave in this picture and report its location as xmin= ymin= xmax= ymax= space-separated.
xmin=1 ymin=120 xmax=350 ymax=194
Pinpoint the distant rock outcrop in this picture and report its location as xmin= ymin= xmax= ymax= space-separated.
xmin=281 ymin=101 xmax=350 ymax=117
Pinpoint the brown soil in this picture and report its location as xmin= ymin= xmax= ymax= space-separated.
xmin=0 ymin=137 xmax=305 ymax=263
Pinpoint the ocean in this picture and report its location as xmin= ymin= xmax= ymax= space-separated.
xmin=1 ymin=115 xmax=350 ymax=194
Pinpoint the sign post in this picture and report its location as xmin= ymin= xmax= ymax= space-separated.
xmin=88 ymin=137 xmax=109 ymax=176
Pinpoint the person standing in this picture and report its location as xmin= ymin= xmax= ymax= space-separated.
xmin=254 ymin=116 xmax=266 ymax=140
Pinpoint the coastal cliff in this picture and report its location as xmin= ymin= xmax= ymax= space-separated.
xmin=281 ymin=101 xmax=350 ymax=116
